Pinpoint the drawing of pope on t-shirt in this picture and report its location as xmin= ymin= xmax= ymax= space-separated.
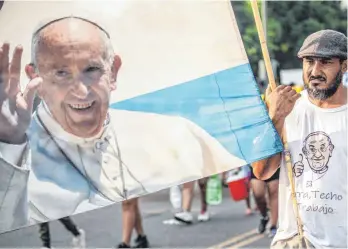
xmin=293 ymin=131 xmax=335 ymax=183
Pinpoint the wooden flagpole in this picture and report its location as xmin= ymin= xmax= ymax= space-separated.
xmin=250 ymin=0 xmax=304 ymax=240
xmin=250 ymin=0 xmax=276 ymax=91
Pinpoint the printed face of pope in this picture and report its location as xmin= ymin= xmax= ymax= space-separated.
xmin=304 ymin=133 xmax=333 ymax=172
xmin=30 ymin=17 xmax=122 ymax=138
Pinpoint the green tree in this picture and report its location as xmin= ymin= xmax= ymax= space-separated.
xmin=268 ymin=1 xmax=347 ymax=69
xmin=232 ymin=1 xmax=347 ymax=75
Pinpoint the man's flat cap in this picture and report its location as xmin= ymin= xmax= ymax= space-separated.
xmin=297 ymin=30 xmax=347 ymax=60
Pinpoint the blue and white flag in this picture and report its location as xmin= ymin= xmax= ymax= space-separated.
xmin=109 ymin=1 xmax=283 ymax=164
xmin=0 ymin=0 xmax=282 ymax=233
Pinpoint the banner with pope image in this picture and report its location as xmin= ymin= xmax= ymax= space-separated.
xmin=0 ymin=0 xmax=282 ymax=233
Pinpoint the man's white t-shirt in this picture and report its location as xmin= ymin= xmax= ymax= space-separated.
xmin=272 ymin=90 xmax=347 ymax=249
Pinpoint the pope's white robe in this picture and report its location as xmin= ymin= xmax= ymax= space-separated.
xmin=0 ymin=103 xmax=246 ymax=233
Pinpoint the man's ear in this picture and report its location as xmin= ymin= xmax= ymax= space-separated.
xmin=341 ymin=60 xmax=347 ymax=73
xmin=25 ymin=63 xmax=43 ymax=98
xmin=110 ymin=55 xmax=122 ymax=91
xmin=302 ymin=146 xmax=308 ymax=157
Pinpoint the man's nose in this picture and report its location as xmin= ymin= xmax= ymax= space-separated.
xmin=72 ymin=80 xmax=89 ymax=98
xmin=311 ymin=61 xmax=322 ymax=77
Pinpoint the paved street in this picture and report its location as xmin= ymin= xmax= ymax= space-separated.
xmin=0 ymin=186 xmax=274 ymax=248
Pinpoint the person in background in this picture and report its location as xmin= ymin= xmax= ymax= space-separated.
xmin=118 ymin=198 xmax=149 ymax=248
xmin=258 ymin=90 xmax=280 ymax=237
xmin=39 ymin=217 xmax=85 ymax=249
xmin=249 ymin=165 xmax=279 ymax=237
xmin=243 ymin=165 xmax=254 ymax=216
xmin=173 ymin=178 xmax=210 ymax=224
xmin=244 ymin=187 xmax=253 ymax=216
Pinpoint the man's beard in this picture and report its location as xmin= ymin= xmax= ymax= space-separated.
xmin=304 ymin=71 xmax=342 ymax=100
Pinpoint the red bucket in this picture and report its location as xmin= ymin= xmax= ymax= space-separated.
xmin=228 ymin=177 xmax=249 ymax=201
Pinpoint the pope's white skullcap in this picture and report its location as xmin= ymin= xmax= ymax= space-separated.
xmin=32 ymin=14 xmax=110 ymax=39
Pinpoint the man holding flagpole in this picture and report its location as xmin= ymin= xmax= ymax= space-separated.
xmin=252 ymin=30 xmax=347 ymax=248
